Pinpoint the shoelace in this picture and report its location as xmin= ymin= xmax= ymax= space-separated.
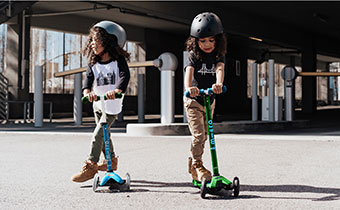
xmin=80 ymin=162 xmax=92 ymax=172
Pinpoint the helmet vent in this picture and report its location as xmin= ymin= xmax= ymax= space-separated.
xmin=190 ymin=12 xmax=223 ymax=38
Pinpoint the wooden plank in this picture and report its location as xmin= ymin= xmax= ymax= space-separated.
xmin=54 ymin=67 xmax=86 ymax=77
xmin=128 ymin=60 xmax=155 ymax=68
xmin=54 ymin=60 xmax=156 ymax=77
xmin=298 ymin=72 xmax=340 ymax=77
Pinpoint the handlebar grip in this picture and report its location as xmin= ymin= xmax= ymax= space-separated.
xmin=222 ymin=85 xmax=227 ymax=93
xmin=81 ymin=92 xmax=123 ymax=104
xmin=184 ymin=90 xmax=191 ymax=98
xmin=184 ymin=85 xmax=227 ymax=98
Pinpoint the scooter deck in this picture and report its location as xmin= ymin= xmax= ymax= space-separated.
xmin=100 ymin=172 xmax=124 ymax=186
xmin=192 ymin=175 xmax=232 ymax=189
xmin=93 ymin=172 xmax=130 ymax=192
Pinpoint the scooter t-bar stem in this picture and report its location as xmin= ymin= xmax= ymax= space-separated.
xmin=184 ymin=85 xmax=227 ymax=98
xmin=81 ymin=92 xmax=123 ymax=104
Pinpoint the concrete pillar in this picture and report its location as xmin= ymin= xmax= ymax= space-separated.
xmin=252 ymin=63 xmax=258 ymax=121
xmin=268 ymin=59 xmax=275 ymax=121
xmin=158 ymin=52 xmax=178 ymax=124
xmin=326 ymin=63 xmax=333 ymax=105
xmin=4 ymin=23 xmax=19 ymax=99
xmin=301 ymin=47 xmax=317 ymax=113
xmin=74 ymin=73 xmax=82 ymax=125
xmin=34 ymin=65 xmax=43 ymax=127
xmin=138 ymin=73 xmax=145 ymax=123
xmin=21 ymin=10 xmax=31 ymax=96
xmin=281 ymin=66 xmax=298 ymax=121
xmin=3 ymin=11 xmax=30 ymax=118
xmin=3 ymin=21 xmax=20 ymax=119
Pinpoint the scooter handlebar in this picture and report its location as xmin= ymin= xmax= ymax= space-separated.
xmin=184 ymin=85 xmax=227 ymax=98
xmin=81 ymin=92 xmax=123 ymax=104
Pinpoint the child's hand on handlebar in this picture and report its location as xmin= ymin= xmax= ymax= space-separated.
xmin=212 ymin=83 xmax=223 ymax=94
xmin=187 ymin=87 xmax=200 ymax=98
xmin=106 ymin=89 xmax=122 ymax=100
xmin=84 ymin=92 xmax=97 ymax=102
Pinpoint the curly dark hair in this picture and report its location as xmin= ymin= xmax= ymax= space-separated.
xmin=185 ymin=33 xmax=227 ymax=60
xmin=83 ymin=27 xmax=130 ymax=65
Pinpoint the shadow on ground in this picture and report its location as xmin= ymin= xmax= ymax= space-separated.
xmin=80 ymin=180 xmax=340 ymax=201
xmin=242 ymin=184 xmax=340 ymax=201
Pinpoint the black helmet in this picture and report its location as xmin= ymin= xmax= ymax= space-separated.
xmin=190 ymin=12 xmax=223 ymax=38
xmin=94 ymin=20 xmax=127 ymax=47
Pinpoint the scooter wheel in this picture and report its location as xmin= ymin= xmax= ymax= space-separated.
xmin=232 ymin=177 xmax=240 ymax=197
xmin=200 ymin=178 xmax=208 ymax=199
xmin=93 ymin=173 xmax=100 ymax=192
xmin=125 ymin=173 xmax=131 ymax=191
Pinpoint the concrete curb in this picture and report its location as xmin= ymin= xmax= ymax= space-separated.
xmin=126 ymin=120 xmax=310 ymax=136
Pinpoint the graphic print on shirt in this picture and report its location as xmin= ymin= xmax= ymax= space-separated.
xmin=197 ymin=63 xmax=216 ymax=76
xmin=96 ymin=72 xmax=116 ymax=86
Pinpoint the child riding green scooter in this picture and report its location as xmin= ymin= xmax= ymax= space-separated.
xmin=184 ymin=12 xmax=239 ymax=198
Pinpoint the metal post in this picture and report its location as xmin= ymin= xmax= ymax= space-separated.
xmin=281 ymin=66 xmax=297 ymax=121
xmin=252 ymin=63 xmax=258 ymax=121
xmin=338 ymin=68 xmax=340 ymax=100
xmin=285 ymin=79 xmax=294 ymax=121
xmin=34 ymin=65 xmax=43 ymax=127
xmin=268 ymin=59 xmax=275 ymax=121
xmin=49 ymin=102 xmax=53 ymax=123
xmin=158 ymin=52 xmax=178 ymax=124
xmin=74 ymin=73 xmax=82 ymax=125
xmin=138 ymin=73 xmax=145 ymax=123
xmin=24 ymin=102 xmax=27 ymax=123
xmin=6 ymin=101 xmax=9 ymax=121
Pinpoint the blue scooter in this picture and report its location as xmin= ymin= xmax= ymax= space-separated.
xmin=82 ymin=93 xmax=130 ymax=192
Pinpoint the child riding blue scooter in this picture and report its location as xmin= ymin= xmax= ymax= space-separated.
xmin=71 ymin=20 xmax=131 ymax=192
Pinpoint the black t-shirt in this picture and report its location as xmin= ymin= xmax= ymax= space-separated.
xmin=184 ymin=51 xmax=225 ymax=106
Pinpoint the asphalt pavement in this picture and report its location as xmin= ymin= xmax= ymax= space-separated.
xmin=1 ymin=124 xmax=340 ymax=210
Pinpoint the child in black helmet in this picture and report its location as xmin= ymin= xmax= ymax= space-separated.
xmin=184 ymin=12 xmax=227 ymax=183
xmin=72 ymin=20 xmax=130 ymax=183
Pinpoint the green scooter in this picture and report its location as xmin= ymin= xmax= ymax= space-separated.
xmin=185 ymin=86 xmax=240 ymax=199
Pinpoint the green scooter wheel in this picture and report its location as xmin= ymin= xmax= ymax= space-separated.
xmin=233 ymin=177 xmax=240 ymax=197
xmin=200 ymin=178 xmax=208 ymax=199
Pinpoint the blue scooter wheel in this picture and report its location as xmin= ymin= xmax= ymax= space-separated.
xmin=233 ymin=177 xmax=240 ymax=197
xmin=125 ymin=173 xmax=131 ymax=191
xmin=119 ymin=173 xmax=131 ymax=191
xmin=93 ymin=173 xmax=100 ymax=192
xmin=200 ymin=178 xmax=208 ymax=199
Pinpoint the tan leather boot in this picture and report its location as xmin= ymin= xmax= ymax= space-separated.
xmin=188 ymin=157 xmax=212 ymax=182
xmin=97 ymin=156 xmax=118 ymax=171
xmin=72 ymin=161 xmax=98 ymax=182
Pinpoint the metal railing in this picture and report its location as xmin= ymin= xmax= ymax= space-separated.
xmin=0 ymin=72 xmax=9 ymax=121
